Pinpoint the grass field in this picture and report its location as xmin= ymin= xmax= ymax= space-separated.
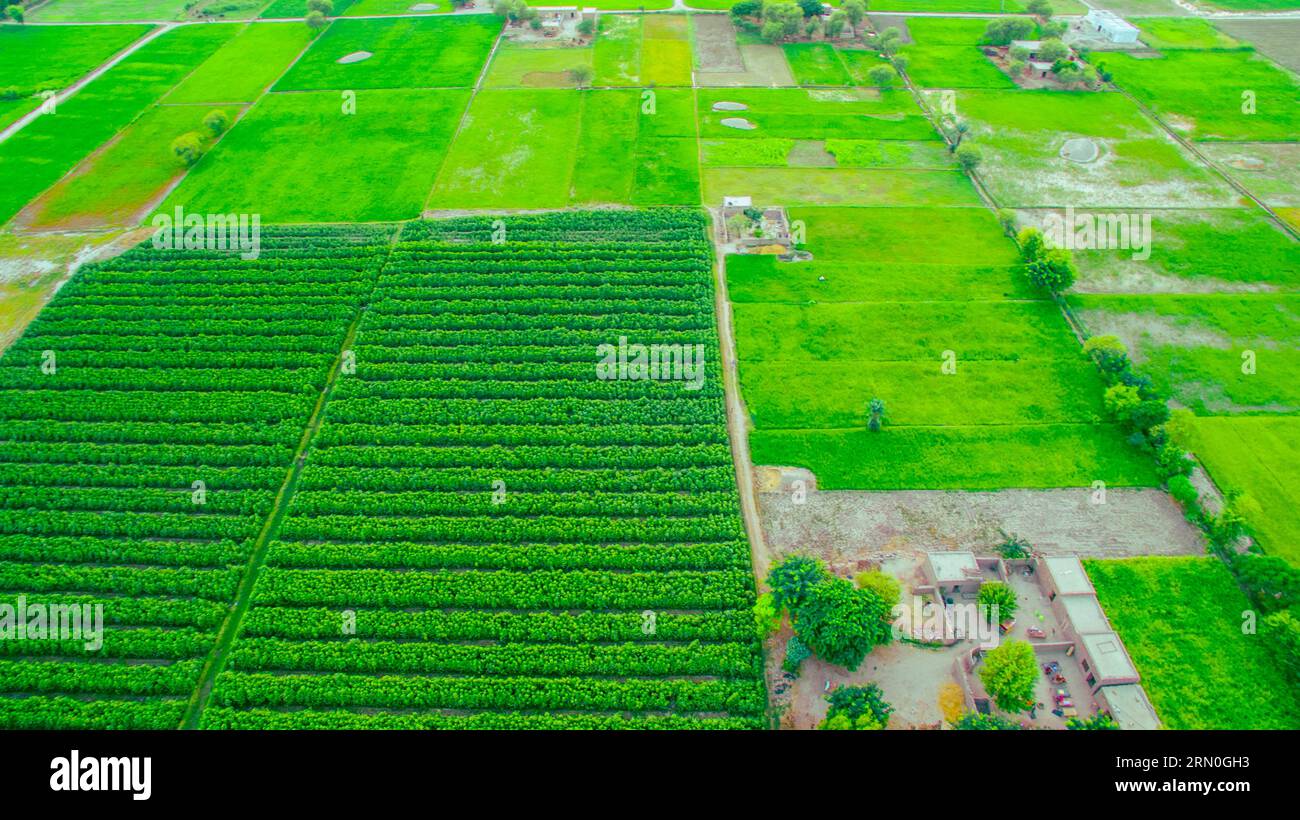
xmin=160 ymin=89 xmax=469 ymax=222
xmin=429 ymin=88 xmax=698 ymax=209
xmin=728 ymin=206 xmax=1156 ymax=489
xmin=1202 ymin=144 xmax=1300 ymax=211
xmin=899 ymin=46 xmax=1016 ymax=90
xmin=0 ymin=24 xmax=240 ymax=227
xmin=1133 ymin=17 xmax=1245 ymax=50
xmin=940 ymin=89 xmax=1238 ymax=208
xmin=262 ymin=0 xmax=360 ymax=15
xmin=1070 ymin=293 xmax=1300 ymax=414
xmin=783 ymin=44 xmax=852 ymax=87
xmin=485 ymin=42 xmax=593 ymax=88
xmin=1056 ymin=207 xmax=1300 ymax=290
xmin=274 ymin=15 xmax=499 ymax=90
xmin=29 ymin=0 xmax=199 ymax=20
xmin=1189 ymin=417 xmax=1300 ymax=565
xmin=703 ymin=167 xmax=979 ymax=205
xmin=164 ymin=22 xmax=317 ymax=103
xmin=698 ymin=88 xmax=939 ymax=141
xmin=1087 ymin=557 xmax=1300 ymax=729
xmin=1096 ymin=49 xmax=1300 ymax=142
xmin=18 ymin=104 xmax=242 ymax=231
xmin=0 ymin=23 xmax=154 ymax=96
xmin=593 ymin=14 xmax=643 ymax=87
xmin=642 ymin=14 xmax=693 ymax=87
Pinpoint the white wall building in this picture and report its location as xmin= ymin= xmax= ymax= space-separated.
xmin=1084 ymin=10 xmax=1140 ymax=44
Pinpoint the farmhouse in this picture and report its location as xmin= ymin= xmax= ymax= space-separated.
xmin=924 ymin=551 xmax=984 ymax=599
xmin=1083 ymin=10 xmax=1140 ymax=44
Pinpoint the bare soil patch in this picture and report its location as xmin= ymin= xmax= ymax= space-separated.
xmin=693 ymin=14 xmax=745 ymax=73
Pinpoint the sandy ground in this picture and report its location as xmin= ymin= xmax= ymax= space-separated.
xmin=754 ymin=466 xmax=1207 ymax=572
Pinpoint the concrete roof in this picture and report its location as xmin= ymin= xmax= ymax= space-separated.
xmin=1082 ymin=632 xmax=1138 ymax=681
xmin=1042 ymin=554 xmax=1094 ymax=596
xmin=928 ymin=551 xmax=980 ymax=583
xmin=1061 ymin=594 xmax=1111 ymax=635
xmin=1086 ymin=9 xmax=1139 ymax=31
xmin=1011 ymin=40 xmax=1044 ymax=50
xmin=1101 ymin=684 xmax=1161 ymax=730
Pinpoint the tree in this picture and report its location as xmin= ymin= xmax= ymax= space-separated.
xmin=1264 ymin=609 xmax=1300 ymax=682
xmin=1054 ymin=60 xmax=1083 ymax=84
xmin=981 ymin=18 xmax=1034 ymax=46
xmin=305 ymin=9 xmax=328 ymax=30
xmin=731 ymin=0 xmax=763 ymax=16
xmin=979 ymin=639 xmax=1037 ymax=713
xmin=761 ymin=2 xmax=803 ymax=42
xmin=1009 ymin=45 xmax=1030 ymax=63
xmin=766 ymin=555 xmax=828 ymax=612
xmin=797 ymin=0 xmax=823 ymax=18
xmin=203 ymin=109 xmax=230 ymax=137
xmin=876 ymin=26 xmax=902 ymax=56
xmin=1016 ymin=226 xmax=1044 ymax=261
xmin=5 ymin=4 xmax=23 ymax=24
xmin=867 ymin=64 xmax=896 ymax=88
xmin=978 ymin=581 xmax=1018 ymax=623
xmin=1026 ymin=0 xmax=1054 ymax=18
xmin=794 ymin=577 xmax=893 ymax=670
xmin=171 ymin=132 xmax=206 ymax=168
xmin=568 ymin=64 xmax=593 ymax=88
xmin=855 ymin=569 xmax=901 ymax=609
xmin=819 ymin=684 xmax=893 ymax=730
xmin=825 ymin=9 xmax=847 ymax=38
xmin=1083 ymin=334 xmax=1130 ymax=376
xmin=1167 ymin=473 xmax=1199 ymax=507
xmin=577 ymin=18 xmax=595 ymax=37
xmin=307 ymin=0 xmax=334 ymax=13
xmin=1103 ymin=383 xmax=1142 ymax=422
xmin=1025 ymin=247 xmax=1076 ymax=292
xmin=867 ymin=397 xmax=885 ymax=431
xmin=955 ymin=144 xmax=982 ymax=172
xmin=1038 ymin=39 xmax=1069 ymax=63
xmin=842 ymin=0 xmax=866 ymax=31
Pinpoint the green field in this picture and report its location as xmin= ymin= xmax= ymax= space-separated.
xmin=161 ymin=89 xmax=469 ymax=222
xmin=164 ymin=21 xmax=318 ymax=103
xmin=593 ymin=14 xmax=644 ymax=86
xmin=19 ymin=104 xmax=242 ymax=231
xmin=0 ymin=23 xmax=154 ymax=96
xmin=698 ymin=88 xmax=939 ymax=141
xmin=1190 ymin=417 xmax=1300 ymax=565
xmin=1087 ymin=557 xmax=1300 ymax=729
xmin=940 ymin=89 xmax=1238 ymax=208
xmin=30 ymin=0 xmax=200 ymax=20
xmin=262 ymin=0 xmax=360 ymax=15
xmin=902 ymin=46 xmax=1017 ymax=90
xmin=1096 ymin=49 xmax=1300 ymax=142
xmin=782 ymin=44 xmax=852 ymax=87
xmin=274 ymin=15 xmax=499 ymax=90
xmin=1133 ymin=17 xmax=1246 ymax=50
xmin=485 ymin=42 xmax=594 ymax=88
xmin=729 ymin=206 xmax=1155 ymax=489
xmin=642 ymin=14 xmax=693 ymax=87
xmin=0 ymin=24 xmax=239 ymax=227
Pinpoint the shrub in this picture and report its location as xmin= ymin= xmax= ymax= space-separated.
xmin=730 ymin=0 xmax=762 ymax=16
xmin=170 ymin=132 xmax=206 ymax=167
xmin=305 ymin=9 xmax=328 ymax=29
xmin=203 ymin=109 xmax=230 ymax=137
xmin=867 ymin=65 xmax=897 ymax=88
xmin=766 ymin=555 xmax=828 ymax=613
xmin=1263 ymin=610 xmax=1300 ymax=682
xmin=753 ymin=592 xmax=781 ymax=640
xmin=998 ymin=532 xmax=1031 ymax=560
xmin=952 ymin=712 xmax=1019 ymax=730
xmin=1230 ymin=553 xmax=1300 ymax=614
xmin=854 ymin=569 xmax=901 ymax=609
xmin=782 ymin=634 xmax=812 ymax=676
xmin=1166 ymin=473 xmax=1199 ymax=508
xmin=819 ymin=684 xmax=893 ymax=730
xmin=1067 ymin=713 xmax=1118 ymax=730
xmin=1024 ymin=247 xmax=1076 ymax=292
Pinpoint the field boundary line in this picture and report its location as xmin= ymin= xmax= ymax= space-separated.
xmin=179 ymin=226 xmax=405 ymax=729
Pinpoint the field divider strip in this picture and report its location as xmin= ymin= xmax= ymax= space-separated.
xmin=178 ymin=228 xmax=404 ymax=729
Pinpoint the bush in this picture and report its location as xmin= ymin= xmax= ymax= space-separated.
xmin=855 ymin=569 xmax=901 ymax=609
xmin=981 ymin=17 xmax=1034 ymax=46
xmin=998 ymin=532 xmax=1031 ymax=560
xmin=820 ymin=684 xmax=893 ymax=730
xmin=305 ymin=9 xmax=328 ymax=29
xmin=1155 ymin=443 xmax=1193 ymax=479
xmin=1263 ymin=610 xmax=1300 ymax=682
xmin=730 ymin=0 xmax=762 ymax=15
xmin=753 ymin=592 xmax=781 ymax=640
xmin=1024 ymin=247 xmax=1076 ymax=292
xmin=307 ymin=0 xmax=333 ymax=13
xmin=952 ymin=712 xmax=1019 ymax=730
xmin=867 ymin=65 xmax=897 ymax=88
xmin=955 ymin=144 xmax=982 ymax=172
xmin=1230 ymin=553 xmax=1300 ymax=614
xmin=782 ymin=634 xmax=812 ymax=676
xmin=1167 ymin=473 xmax=1199 ymax=508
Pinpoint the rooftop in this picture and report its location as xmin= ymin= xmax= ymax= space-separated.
xmin=1042 ymin=554 xmax=1094 ymax=596
xmin=1082 ymin=632 xmax=1139 ymax=681
xmin=1101 ymin=684 xmax=1161 ymax=730
xmin=1060 ymin=594 xmax=1111 ymax=635
xmin=927 ymin=551 xmax=980 ymax=583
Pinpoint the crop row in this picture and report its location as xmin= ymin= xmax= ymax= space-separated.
xmin=264 ymin=539 xmax=750 ymax=571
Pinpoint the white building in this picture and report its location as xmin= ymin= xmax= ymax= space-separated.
xmin=1084 ymin=10 xmax=1139 ymax=44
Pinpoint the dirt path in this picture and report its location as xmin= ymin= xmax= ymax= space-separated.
xmin=0 ymin=23 xmax=176 ymax=145
xmin=755 ymin=481 xmax=1207 ymax=568
xmin=708 ymin=212 xmax=771 ymax=582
